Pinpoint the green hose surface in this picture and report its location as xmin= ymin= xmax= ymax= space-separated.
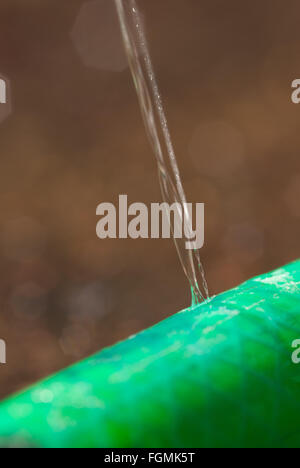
xmin=0 ymin=260 xmax=300 ymax=448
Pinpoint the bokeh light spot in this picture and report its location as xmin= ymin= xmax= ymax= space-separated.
xmin=189 ymin=121 xmax=246 ymax=178
xmin=71 ymin=0 xmax=128 ymax=72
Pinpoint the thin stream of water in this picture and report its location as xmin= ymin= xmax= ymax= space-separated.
xmin=115 ymin=0 xmax=209 ymax=304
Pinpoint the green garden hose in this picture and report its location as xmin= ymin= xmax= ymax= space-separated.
xmin=0 ymin=260 xmax=299 ymax=448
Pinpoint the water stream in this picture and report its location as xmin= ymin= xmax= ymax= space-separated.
xmin=115 ymin=0 xmax=209 ymax=304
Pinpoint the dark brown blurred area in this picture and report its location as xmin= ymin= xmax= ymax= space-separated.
xmin=0 ymin=0 xmax=299 ymax=399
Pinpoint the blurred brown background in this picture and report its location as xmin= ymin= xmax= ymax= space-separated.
xmin=0 ymin=0 xmax=299 ymax=398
